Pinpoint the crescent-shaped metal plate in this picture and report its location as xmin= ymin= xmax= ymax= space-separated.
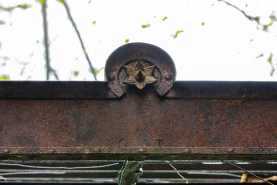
xmin=105 ymin=42 xmax=176 ymax=97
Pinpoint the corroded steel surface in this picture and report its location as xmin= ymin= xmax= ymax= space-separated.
xmin=1 ymin=81 xmax=277 ymax=99
xmin=0 ymin=81 xmax=117 ymax=99
xmin=166 ymin=81 xmax=277 ymax=99
xmin=105 ymin=43 xmax=176 ymax=97
xmin=0 ymin=83 xmax=277 ymax=155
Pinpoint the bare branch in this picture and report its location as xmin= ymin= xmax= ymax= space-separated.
xmin=62 ymin=1 xmax=97 ymax=81
xmin=218 ymin=0 xmax=276 ymax=32
xmin=51 ymin=69 xmax=59 ymax=80
xmin=217 ymin=0 xmax=260 ymax=23
xmin=42 ymin=0 xmax=51 ymax=80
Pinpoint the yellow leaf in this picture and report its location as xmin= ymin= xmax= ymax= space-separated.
xmin=163 ymin=16 xmax=167 ymax=21
xmin=0 ymin=75 xmax=9 ymax=81
xmin=73 ymin=71 xmax=79 ymax=77
xmin=141 ymin=24 xmax=150 ymax=28
xmin=57 ymin=0 xmax=65 ymax=3
xmin=92 ymin=21 xmax=96 ymax=24
xmin=36 ymin=0 xmax=45 ymax=4
xmin=125 ymin=39 xmax=129 ymax=43
xmin=92 ymin=67 xmax=104 ymax=75
xmin=173 ymin=30 xmax=183 ymax=38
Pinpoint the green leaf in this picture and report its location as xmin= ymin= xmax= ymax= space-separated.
xmin=245 ymin=4 xmax=247 ymax=7
xmin=267 ymin=53 xmax=275 ymax=76
xmin=173 ymin=30 xmax=183 ymax=38
xmin=256 ymin=53 xmax=263 ymax=58
xmin=92 ymin=21 xmax=96 ymax=24
xmin=0 ymin=20 xmax=5 ymax=25
xmin=270 ymin=68 xmax=275 ymax=76
xmin=202 ymin=22 xmax=204 ymax=26
xmin=0 ymin=75 xmax=9 ymax=81
xmin=36 ymin=0 xmax=45 ymax=4
xmin=0 ymin=5 xmax=15 ymax=12
xmin=141 ymin=24 xmax=150 ymax=28
xmin=163 ymin=16 xmax=167 ymax=21
xmin=268 ymin=53 xmax=273 ymax=64
xmin=125 ymin=39 xmax=129 ymax=43
xmin=0 ymin=4 xmax=31 ymax=12
xmin=57 ymin=0 xmax=65 ymax=3
xmin=17 ymin=4 xmax=32 ymax=9
xmin=74 ymin=71 xmax=79 ymax=77
xmin=92 ymin=67 xmax=104 ymax=75
xmin=88 ymin=0 xmax=91 ymax=3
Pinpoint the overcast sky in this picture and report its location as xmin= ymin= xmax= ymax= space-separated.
xmin=0 ymin=0 xmax=277 ymax=81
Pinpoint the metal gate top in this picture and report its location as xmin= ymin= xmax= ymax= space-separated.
xmin=1 ymin=43 xmax=277 ymax=161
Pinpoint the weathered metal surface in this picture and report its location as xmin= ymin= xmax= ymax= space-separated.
xmin=166 ymin=81 xmax=277 ymax=99
xmin=105 ymin=43 xmax=176 ymax=97
xmin=0 ymin=83 xmax=277 ymax=156
xmin=1 ymin=81 xmax=277 ymax=99
xmin=0 ymin=81 xmax=117 ymax=99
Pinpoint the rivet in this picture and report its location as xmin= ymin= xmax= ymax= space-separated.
xmin=165 ymin=74 xmax=172 ymax=80
xmin=227 ymin=148 xmax=234 ymax=153
xmin=3 ymin=149 xmax=10 ymax=154
xmin=273 ymin=149 xmax=277 ymax=154
xmin=156 ymin=139 xmax=164 ymax=147
xmin=50 ymin=149 xmax=55 ymax=153
xmin=139 ymin=148 xmax=146 ymax=152
xmin=107 ymin=74 xmax=115 ymax=81
xmin=183 ymin=149 xmax=191 ymax=153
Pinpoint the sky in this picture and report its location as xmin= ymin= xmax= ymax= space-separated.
xmin=0 ymin=0 xmax=277 ymax=81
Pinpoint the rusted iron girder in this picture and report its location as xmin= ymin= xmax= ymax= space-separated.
xmin=0 ymin=81 xmax=277 ymax=156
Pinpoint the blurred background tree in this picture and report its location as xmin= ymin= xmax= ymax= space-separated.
xmin=0 ymin=0 xmax=276 ymax=81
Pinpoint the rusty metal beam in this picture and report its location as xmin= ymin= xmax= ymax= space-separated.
xmin=0 ymin=81 xmax=277 ymax=159
xmin=1 ymin=81 xmax=277 ymax=99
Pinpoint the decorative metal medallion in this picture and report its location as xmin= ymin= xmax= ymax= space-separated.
xmin=105 ymin=42 xmax=176 ymax=97
xmin=123 ymin=60 xmax=157 ymax=89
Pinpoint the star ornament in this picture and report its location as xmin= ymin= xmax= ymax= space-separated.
xmin=123 ymin=61 xmax=157 ymax=89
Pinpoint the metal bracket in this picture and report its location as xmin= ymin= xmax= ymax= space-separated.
xmin=118 ymin=161 xmax=145 ymax=185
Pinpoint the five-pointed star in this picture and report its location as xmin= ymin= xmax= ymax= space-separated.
xmin=123 ymin=60 xmax=157 ymax=89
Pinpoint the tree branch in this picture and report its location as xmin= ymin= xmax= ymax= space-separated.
xmin=62 ymin=1 xmax=97 ymax=81
xmin=42 ymin=0 xmax=51 ymax=80
xmin=217 ymin=0 xmax=260 ymax=23
xmin=51 ymin=68 xmax=60 ymax=80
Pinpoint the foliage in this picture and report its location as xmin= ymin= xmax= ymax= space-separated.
xmin=73 ymin=71 xmax=79 ymax=77
xmin=92 ymin=67 xmax=104 ymax=76
xmin=163 ymin=16 xmax=167 ymax=21
xmin=267 ymin=53 xmax=275 ymax=76
xmin=0 ymin=75 xmax=9 ymax=81
xmin=141 ymin=24 xmax=150 ymax=28
xmin=172 ymin=30 xmax=183 ymax=38
xmin=0 ymin=4 xmax=31 ymax=12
